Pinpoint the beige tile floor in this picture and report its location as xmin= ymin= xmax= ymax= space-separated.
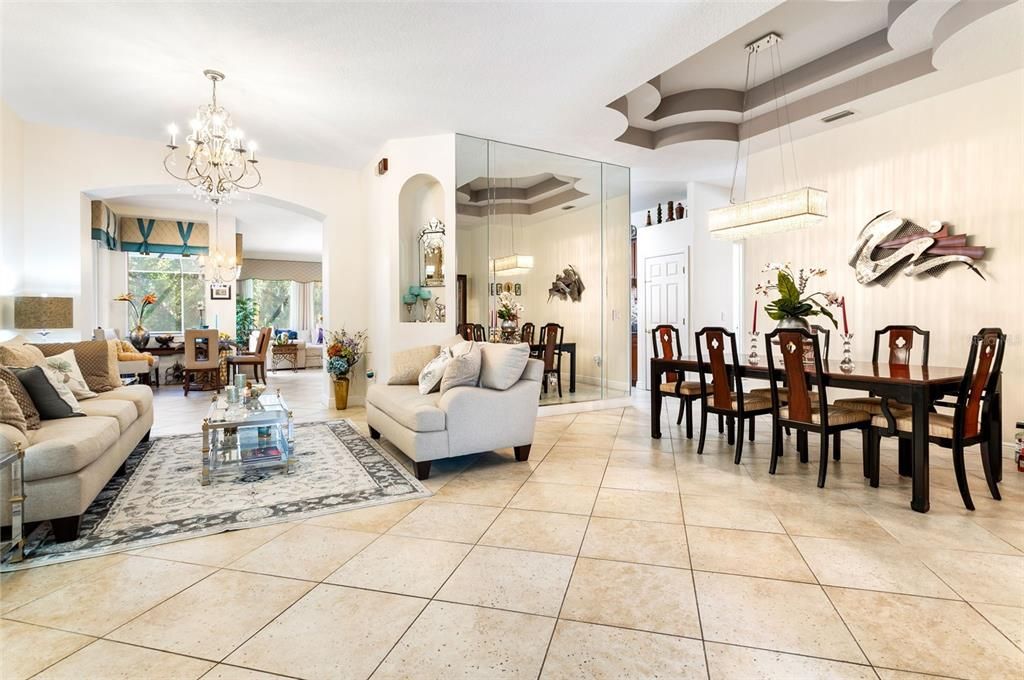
xmin=2 ymin=372 xmax=1023 ymax=679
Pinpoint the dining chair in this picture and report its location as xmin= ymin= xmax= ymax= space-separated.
xmin=457 ymin=323 xmax=475 ymax=341
xmin=750 ymin=324 xmax=830 ymax=402
xmin=695 ymin=327 xmax=773 ymax=464
xmin=520 ymin=322 xmax=536 ymax=346
xmin=765 ymin=328 xmax=872 ymax=488
xmin=834 ymin=324 xmax=929 ymax=416
xmin=651 ymin=324 xmax=705 ymax=438
xmin=868 ymin=328 xmax=1005 ymax=510
xmin=183 ymin=328 xmax=222 ymax=395
xmin=227 ymin=326 xmax=272 ymax=383
xmin=538 ymin=323 xmax=565 ymax=397
xmin=472 ymin=323 xmax=487 ymax=342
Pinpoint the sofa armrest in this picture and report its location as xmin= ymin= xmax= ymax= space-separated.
xmin=522 ymin=358 xmax=543 ymax=383
xmin=0 ymin=423 xmax=28 ymax=454
xmin=438 ymin=378 xmax=541 ymax=456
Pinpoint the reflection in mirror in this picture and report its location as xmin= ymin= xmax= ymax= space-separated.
xmin=419 ymin=219 xmax=445 ymax=287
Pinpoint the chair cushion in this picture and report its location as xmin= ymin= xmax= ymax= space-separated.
xmin=781 ymin=405 xmax=870 ymax=426
xmin=871 ymin=412 xmax=954 ymax=438
xmin=24 ymin=416 xmax=121 ymax=481
xmin=659 ymin=381 xmax=704 ymax=396
xmin=749 ymin=387 xmax=818 ymax=402
xmin=833 ymin=397 xmax=912 ymax=416
xmin=92 ymin=385 xmax=153 ymax=416
xmin=389 ymin=345 xmax=441 ymax=385
xmin=366 ymin=384 xmax=446 ymax=432
xmin=77 ymin=398 xmax=138 ymax=433
xmin=479 ymin=343 xmax=530 ymax=390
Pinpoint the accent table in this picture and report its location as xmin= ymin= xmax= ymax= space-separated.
xmin=271 ymin=343 xmax=300 ymax=372
xmin=201 ymin=391 xmax=295 ymax=485
xmin=1 ymin=443 xmax=25 ymax=563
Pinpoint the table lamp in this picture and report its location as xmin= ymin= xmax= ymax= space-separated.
xmin=14 ymin=296 xmax=73 ymax=338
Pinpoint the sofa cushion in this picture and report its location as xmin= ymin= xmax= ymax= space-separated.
xmin=441 ymin=341 xmax=482 ymax=394
xmin=77 ymin=398 xmax=138 ymax=433
xmin=418 ymin=348 xmax=453 ymax=395
xmin=0 ymin=379 xmax=28 ymax=434
xmin=0 ymin=342 xmax=46 ymax=368
xmin=24 ymin=416 xmax=121 ymax=481
xmin=389 ymin=345 xmax=440 ymax=385
xmin=0 ymin=367 xmax=41 ymax=429
xmin=92 ymin=384 xmax=153 ymax=415
xmin=38 ymin=348 xmax=98 ymax=400
xmin=32 ymin=340 xmax=121 ymax=392
xmin=13 ymin=366 xmax=84 ymax=420
xmin=366 ymin=384 xmax=445 ymax=432
xmin=479 ymin=343 xmax=530 ymax=390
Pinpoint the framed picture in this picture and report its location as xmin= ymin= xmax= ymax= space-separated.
xmin=514 ymin=283 xmax=522 ymax=296
xmin=489 ymin=282 xmax=495 ymax=296
xmin=504 ymin=282 xmax=513 ymax=293
xmin=210 ymin=283 xmax=232 ymax=300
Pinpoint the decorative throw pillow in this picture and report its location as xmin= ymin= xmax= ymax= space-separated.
xmin=418 ymin=347 xmax=453 ymax=395
xmin=0 ymin=342 xmax=46 ymax=368
xmin=0 ymin=367 xmax=40 ymax=430
xmin=0 ymin=379 xmax=28 ymax=434
xmin=389 ymin=344 xmax=441 ymax=385
xmin=479 ymin=342 xmax=530 ymax=390
xmin=31 ymin=340 xmax=120 ymax=392
xmin=37 ymin=349 xmax=98 ymax=400
xmin=13 ymin=366 xmax=84 ymax=420
xmin=441 ymin=341 xmax=483 ymax=394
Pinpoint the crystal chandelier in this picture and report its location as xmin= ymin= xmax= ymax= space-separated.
xmin=709 ymin=33 xmax=827 ymax=240
xmin=201 ymin=206 xmax=241 ymax=284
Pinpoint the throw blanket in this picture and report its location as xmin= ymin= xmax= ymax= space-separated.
xmin=117 ymin=340 xmax=155 ymax=366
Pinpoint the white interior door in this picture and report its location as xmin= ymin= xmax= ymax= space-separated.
xmin=645 ymin=251 xmax=689 ymax=357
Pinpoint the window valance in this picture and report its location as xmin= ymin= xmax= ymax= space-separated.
xmin=90 ymin=200 xmax=211 ymax=256
xmin=90 ymin=200 xmax=119 ymax=251
xmin=238 ymin=258 xmax=322 ymax=283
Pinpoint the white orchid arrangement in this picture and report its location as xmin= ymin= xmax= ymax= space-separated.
xmin=496 ymin=291 xmax=524 ymax=321
xmin=755 ymin=262 xmax=840 ymax=327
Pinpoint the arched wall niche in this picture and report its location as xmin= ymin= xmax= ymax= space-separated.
xmin=397 ymin=173 xmax=446 ymax=323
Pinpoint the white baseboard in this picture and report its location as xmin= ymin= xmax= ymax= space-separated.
xmin=539 ymin=395 xmax=635 ymax=417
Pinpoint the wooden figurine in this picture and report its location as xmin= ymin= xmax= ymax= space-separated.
xmin=657 ymin=203 xmax=663 ymax=224
xmin=646 ymin=210 xmax=652 ymax=226
xmin=667 ymin=200 xmax=675 ymax=221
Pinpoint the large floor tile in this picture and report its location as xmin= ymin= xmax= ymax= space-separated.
xmin=827 ymin=587 xmax=1024 ymax=679
xmin=579 ymin=516 xmax=688 ymax=568
xmin=225 ymin=584 xmax=426 ymax=680
xmin=601 ymin=465 xmax=678 ymax=493
xmin=33 ymin=639 xmax=213 ymax=680
xmin=972 ymin=602 xmax=1024 ymax=649
xmin=436 ymin=545 xmax=574 ymax=616
xmin=0 ymin=619 xmax=93 ymax=680
xmin=694 ymin=572 xmax=866 ymax=663
xmin=325 ymin=534 xmax=471 ymax=597
xmin=921 ymin=549 xmax=1024 ymax=607
xmin=108 ymin=570 xmax=313 ymax=660
xmin=592 ymin=488 xmax=683 ymax=523
xmin=688 ymin=526 xmax=815 ymax=582
xmin=554 ymin=433 xmax=616 ymax=450
xmin=201 ymin=667 xmax=292 ymax=680
xmin=304 ymin=498 xmax=423 ymax=533
xmin=770 ymin=500 xmax=896 ymax=542
xmin=704 ymin=642 xmax=877 ymax=680
xmin=135 ymin=522 xmax=295 ymax=567
xmin=971 ymin=517 xmax=1024 ymax=552
xmin=793 ymin=536 xmax=958 ymax=599
xmin=388 ymin=501 xmax=501 ymax=543
xmin=372 ymin=601 xmax=554 ymax=680
xmin=227 ymin=524 xmax=377 ymax=581
xmin=507 ymin=481 xmax=598 ymax=515
xmin=3 ymin=556 xmax=213 ymax=636
xmin=682 ymin=495 xmax=785 ymax=533
xmin=541 ymin=620 xmax=707 ymax=679
xmin=529 ymin=459 xmax=607 ymax=486
xmin=0 ymin=554 xmax=127 ymax=614
xmin=561 ymin=557 xmax=701 ymax=638
xmin=431 ymin=475 xmax=525 ymax=506
xmin=866 ymin=508 xmax=1022 ymax=554
xmin=479 ymin=508 xmax=588 ymax=556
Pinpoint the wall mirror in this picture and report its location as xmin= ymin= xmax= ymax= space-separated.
xmin=419 ymin=219 xmax=446 ymax=286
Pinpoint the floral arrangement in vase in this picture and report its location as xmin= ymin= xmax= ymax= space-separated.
xmin=497 ymin=291 xmax=524 ymax=324
xmin=114 ymin=292 xmax=158 ymax=351
xmin=754 ymin=263 xmax=839 ymax=330
xmin=326 ymin=327 xmax=368 ymax=410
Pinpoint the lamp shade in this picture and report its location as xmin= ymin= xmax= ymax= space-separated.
xmin=14 ymin=296 xmax=74 ymax=330
xmin=493 ymin=254 xmax=534 ymax=277
xmin=708 ymin=187 xmax=827 ymax=240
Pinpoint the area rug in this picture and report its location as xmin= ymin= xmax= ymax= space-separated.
xmin=3 ymin=420 xmax=430 ymax=571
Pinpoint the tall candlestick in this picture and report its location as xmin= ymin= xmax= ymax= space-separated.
xmin=752 ymin=300 xmax=758 ymax=334
xmin=840 ymin=297 xmax=849 ymax=336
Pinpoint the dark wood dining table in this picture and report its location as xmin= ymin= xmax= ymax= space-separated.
xmin=650 ymin=356 xmax=1003 ymax=513
xmin=529 ymin=342 xmax=577 ymax=393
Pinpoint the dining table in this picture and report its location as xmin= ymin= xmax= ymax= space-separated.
xmin=650 ymin=355 xmax=1003 ymax=513
xmin=529 ymin=341 xmax=577 ymax=393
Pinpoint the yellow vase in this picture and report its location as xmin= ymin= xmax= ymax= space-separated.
xmin=332 ymin=376 xmax=350 ymax=410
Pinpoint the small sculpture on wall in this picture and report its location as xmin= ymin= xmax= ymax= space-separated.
xmin=548 ymin=265 xmax=585 ymax=302
xmin=433 ymin=301 xmax=446 ymax=323
xmin=849 ymin=210 xmax=987 ymax=285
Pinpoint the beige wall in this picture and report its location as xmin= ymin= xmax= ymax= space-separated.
xmin=743 ymin=70 xmax=1023 ymax=443
xmin=0 ymin=101 xmax=24 ymax=332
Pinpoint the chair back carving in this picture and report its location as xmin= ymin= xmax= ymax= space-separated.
xmin=765 ymin=328 xmax=828 ymax=426
xmin=651 ymin=324 xmax=682 ymax=383
xmin=694 ymin=327 xmax=739 ymax=411
xmin=539 ymin=323 xmax=564 ymax=372
xmin=520 ymin=322 xmax=536 ymax=346
xmin=457 ymin=324 xmax=475 ymax=341
xmin=184 ymin=329 xmax=220 ymax=370
xmin=873 ymin=325 xmax=930 ymax=365
xmin=955 ymin=328 xmax=1005 ymax=439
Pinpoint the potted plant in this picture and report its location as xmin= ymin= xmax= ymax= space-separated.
xmin=496 ymin=290 xmax=524 ymax=340
xmin=755 ymin=263 xmax=839 ymax=330
xmin=326 ymin=327 xmax=368 ymax=410
xmin=115 ymin=292 xmax=158 ymax=351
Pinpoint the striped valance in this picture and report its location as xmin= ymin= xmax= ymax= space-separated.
xmin=239 ymin=258 xmax=322 ymax=283
xmin=90 ymin=200 xmax=119 ymax=251
xmin=119 ymin=216 xmax=209 ymax=256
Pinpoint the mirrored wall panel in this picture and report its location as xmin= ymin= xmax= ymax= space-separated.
xmin=456 ymin=134 xmax=630 ymax=406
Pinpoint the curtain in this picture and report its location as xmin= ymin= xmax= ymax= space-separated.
xmin=238 ymin=258 xmax=322 ymax=283
xmin=295 ymin=282 xmax=312 ymax=331
xmin=90 ymin=200 xmax=119 ymax=251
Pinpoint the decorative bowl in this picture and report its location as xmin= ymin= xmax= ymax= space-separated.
xmin=155 ymin=335 xmax=175 ymax=348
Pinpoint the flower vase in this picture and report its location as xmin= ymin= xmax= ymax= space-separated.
xmin=775 ymin=316 xmax=810 ymax=331
xmin=128 ymin=326 xmax=150 ymax=351
xmin=500 ymin=318 xmax=518 ymax=343
xmin=332 ymin=375 xmax=350 ymax=410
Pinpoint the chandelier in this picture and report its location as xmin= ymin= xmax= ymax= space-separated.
xmin=163 ymin=69 xmax=262 ymax=205
xmin=200 ymin=207 xmax=241 ymax=284
xmin=708 ymin=33 xmax=827 ymax=240
xmin=494 ymin=178 xmax=534 ymax=277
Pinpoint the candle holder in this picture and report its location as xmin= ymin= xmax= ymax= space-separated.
xmin=839 ymin=333 xmax=854 ymax=373
xmin=748 ymin=332 xmax=760 ymax=365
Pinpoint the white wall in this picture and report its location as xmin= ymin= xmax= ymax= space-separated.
xmin=0 ymin=101 xmax=24 ymax=334
xmin=743 ymin=70 xmax=1023 ymax=443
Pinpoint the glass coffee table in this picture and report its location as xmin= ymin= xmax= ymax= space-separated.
xmin=201 ymin=390 xmax=295 ymax=485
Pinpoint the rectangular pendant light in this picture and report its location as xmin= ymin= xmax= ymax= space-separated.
xmin=493 ymin=254 xmax=534 ymax=277
xmin=708 ymin=187 xmax=827 ymax=240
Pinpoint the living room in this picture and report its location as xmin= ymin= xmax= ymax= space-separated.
xmin=1 ymin=2 xmax=1022 ymax=679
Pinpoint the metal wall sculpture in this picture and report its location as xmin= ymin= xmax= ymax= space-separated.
xmin=548 ymin=265 xmax=585 ymax=302
xmin=849 ymin=210 xmax=986 ymax=285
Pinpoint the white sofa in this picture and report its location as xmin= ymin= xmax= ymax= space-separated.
xmin=0 ymin=384 xmax=154 ymax=541
xmin=366 ymin=358 xmax=543 ymax=479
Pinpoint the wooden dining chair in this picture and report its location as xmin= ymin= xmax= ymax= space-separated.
xmin=227 ymin=327 xmax=272 ymax=383
xmin=183 ymin=328 xmax=222 ymax=395
xmin=765 ymin=328 xmax=872 ymax=488
xmin=695 ymin=327 xmax=773 ymax=464
xmin=472 ymin=324 xmax=487 ymax=342
xmin=835 ymin=325 xmax=930 ymax=416
xmin=457 ymin=323 xmax=475 ymax=341
xmin=868 ymin=328 xmax=1005 ymax=510
xmin=520 ymin=322 xmax=536 ymax=346
xmin=538 ymin=323 xmax=565 ymax=397
xmin=651 ymin=324 xmax=705 ymax=438
xmin=751 ymin=324 xmax=830 ymax=402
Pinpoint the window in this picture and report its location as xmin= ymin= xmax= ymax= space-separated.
xmin=127 ymin=254 xmax=203 ymax=333
xmin=250 ymin=279 xmax=292 ymax=328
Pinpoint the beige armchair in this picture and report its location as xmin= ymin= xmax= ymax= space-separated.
xmin=94 ymin=328 xmax=159 ymax=386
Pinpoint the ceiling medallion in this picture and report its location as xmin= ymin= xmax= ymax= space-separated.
xmin=709 ymin=32 xmax=827 ymax=241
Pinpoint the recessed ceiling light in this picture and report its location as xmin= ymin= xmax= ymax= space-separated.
xmin=821 ymin=110 xmax=855 ymax=123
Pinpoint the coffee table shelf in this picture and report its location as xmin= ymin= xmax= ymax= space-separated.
xmin=202 ymin=391 xmax=294 ymax=485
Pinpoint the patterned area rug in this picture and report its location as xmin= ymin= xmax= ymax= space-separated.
xmin=4 ymin=420 xmax=430 ymax=571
